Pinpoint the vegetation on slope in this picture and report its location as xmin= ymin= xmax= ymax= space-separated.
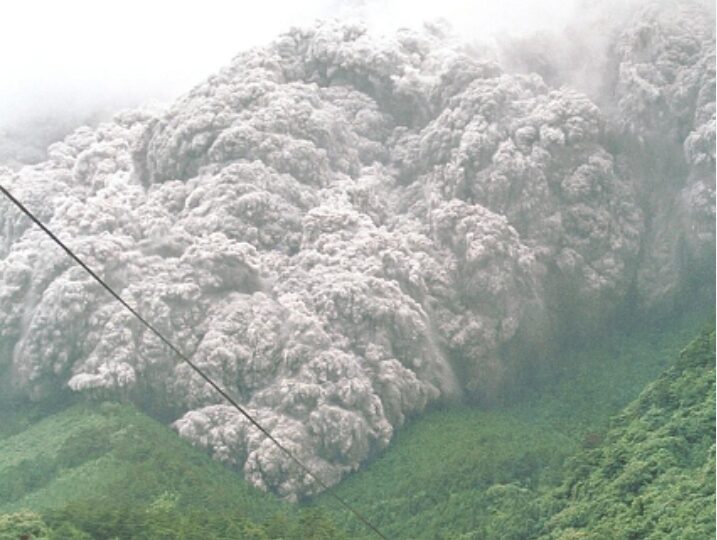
xmin=538 ymin=326 xmax=715 ymax=539
xmin=0 ymin=402 xmax=347 ymax=539
xmin=0 ymin=312 xmax=711 ymax=539
xmin=321 ymin=314 xmax=714 ymax=539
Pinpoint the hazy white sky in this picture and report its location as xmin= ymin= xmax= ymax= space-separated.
xmin=0 ymin=0 xmax=579 ymax=126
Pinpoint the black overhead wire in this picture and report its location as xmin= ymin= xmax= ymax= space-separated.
xmin=0 ymin=183 xmax=390 ymax=540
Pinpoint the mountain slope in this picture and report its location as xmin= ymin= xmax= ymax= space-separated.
xmin=538 ymin=326 xmax=715 ymax=539
xmin=319 ymin=313 xmax=713 ymax=539
xmin=0 ymin=314 xmax=711 ymax=538
xmin=0 ymin=402 xmax=348 ymax=538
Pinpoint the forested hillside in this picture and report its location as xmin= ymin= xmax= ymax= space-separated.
xmin=321 ymin=316 xmax=715 ymax=539
xmin=0 ymin=313 xmax=711 ymax=539
xmin=538 ymin=326 xmax=715 ymax=539
xmin=0 ymin=403 xmax=346 ymax=539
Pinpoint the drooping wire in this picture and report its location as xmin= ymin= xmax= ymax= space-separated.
xmin=0 ymin=183 xmax=390 ymax=540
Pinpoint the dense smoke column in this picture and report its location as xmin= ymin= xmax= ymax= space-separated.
xmin=0 ymin=1 xmax=713 ymax=498
xmin=606 ymin=0 xmax=716 ymax=311
xmin=498 ymin=0 xmax=715 ymax=316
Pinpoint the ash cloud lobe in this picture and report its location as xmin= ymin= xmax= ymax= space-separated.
xmin=0 ymin=0 xmax=714 ymax=499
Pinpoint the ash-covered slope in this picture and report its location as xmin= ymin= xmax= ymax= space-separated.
xmin=0 ymin=1 xmax=713 ymax=499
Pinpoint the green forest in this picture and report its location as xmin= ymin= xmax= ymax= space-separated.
xmin=322 ymin=312 xmax=716 ymax=539
xmin=0 ymin=311 xmax=713 ymax=539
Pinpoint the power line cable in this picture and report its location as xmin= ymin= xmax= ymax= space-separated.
xmin=0 ymin=183 xmax=390 ymax=540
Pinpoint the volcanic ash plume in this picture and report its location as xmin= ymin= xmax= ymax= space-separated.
xmin=0 ymin=1 xmax=713 ymax=498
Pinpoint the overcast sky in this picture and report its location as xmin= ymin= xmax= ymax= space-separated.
xmin=1 ymin=0 xmax=580 ymax=127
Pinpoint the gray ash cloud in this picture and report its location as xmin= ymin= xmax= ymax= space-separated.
xmin=0 ymin=0 xmax=713 ymax=499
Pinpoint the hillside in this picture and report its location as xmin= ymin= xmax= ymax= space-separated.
xmin=1 ymin=310 xmax=708 ymax=538
xmin=538 ymin=326 xmax=715 ymax=539
xmin=320 ymin=314 xmax=714 ymax=539
xmin=0 ymin=403 xmax=347 ymax=539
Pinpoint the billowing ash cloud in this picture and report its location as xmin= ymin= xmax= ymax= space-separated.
xmin=0 ymin=0 xmax=713 ymax=499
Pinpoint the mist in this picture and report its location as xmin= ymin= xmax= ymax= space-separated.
xmin=0 ymin=0 xmax=593 ymax=164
